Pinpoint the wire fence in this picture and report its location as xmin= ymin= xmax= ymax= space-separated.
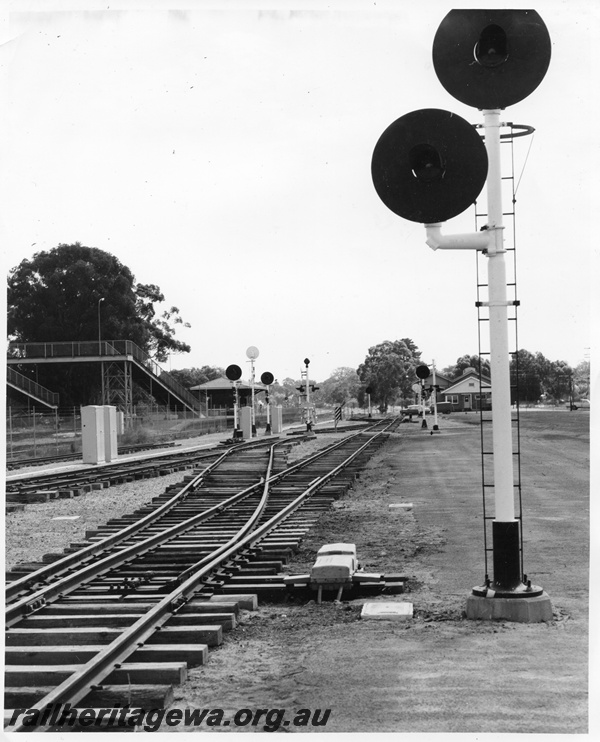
xmin=5 ymin=404 xmax=333 ymax=463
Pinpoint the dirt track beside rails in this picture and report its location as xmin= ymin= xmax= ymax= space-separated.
xmin=163 ymin=411 xmax=590 ymax=735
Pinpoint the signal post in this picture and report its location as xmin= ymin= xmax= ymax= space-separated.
xmin=372 ymin=10 xmax=553 ymax=621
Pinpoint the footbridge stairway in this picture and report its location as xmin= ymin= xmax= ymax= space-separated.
xmin=7 ymin=341 xmax=202 ymax=417
xmin=6 ymin=367 xmax=59 ymax=409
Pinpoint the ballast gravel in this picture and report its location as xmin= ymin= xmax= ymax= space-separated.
xmin=5 ymin=470 xmax=190 ymax=571
xmin=4 ymin=430 xmax=341 ymax=572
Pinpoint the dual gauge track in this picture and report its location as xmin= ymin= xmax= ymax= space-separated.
xmin=5 ymin=419 xmax=400 ymax=732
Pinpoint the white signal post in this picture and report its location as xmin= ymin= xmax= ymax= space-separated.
xmin=483 ymin=108 xmax=515 ymax=523
xmin=424 ymin=110 xmax=533 ymax=597
xmin=431 ymin=359 xmax=439 ymax=432
xmin=265 ymin=388 xmax=271 ymax=434
xmin=427 ymin=111 xmax=515 ymax=520
xmin=372 ymin=8 xmax=552 ymax=621
xmin=233 ymin=382 xmax=239 ymax=430
xmin=246 ymin=346 xmax=259 ymax=437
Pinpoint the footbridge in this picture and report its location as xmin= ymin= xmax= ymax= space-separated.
xmin=7 ymin=341 xmax=202 ymax=417
xmin=6 ymin=367 xmax=59 ymax=409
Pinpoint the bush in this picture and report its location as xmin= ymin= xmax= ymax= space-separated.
xmin=119 ymin=426 xmax=154 ymax=446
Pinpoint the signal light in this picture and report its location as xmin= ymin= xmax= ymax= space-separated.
xmin=296 ymin=385 xmax=305 ymax=393
xmin=432 ymin=9 xmax=551 ymax=110
xmin=416 ymin=365 xmax=430 ymax=380
xmin=261 ymin=371 xmax=274 ymax=386
xmin=372 ymin=108 xmax=488 ymax=224
xmin=409 ymin=144 xmax=445 ymax=183
xmin=225 ymin=364 xmax=242 ymax=381
xmin=475 ymin=24 xmax=508 ymax=68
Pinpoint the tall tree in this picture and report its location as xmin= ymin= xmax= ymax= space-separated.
xmin=443 ymin=354 xmax=491 ymax=380
xmin=169 ymin=366 xmax=225 ymax=389
xmin=543 ymin=359 xmax=574 ymax=402
xmin=7 ymin=243 xmax=191 ymax=406
xmin=573 ymin=360 xmax=590 ymax=399
xmin=8 ymin=244 xmax=190 ymax=361
xmin=509 ymin=349 xmax=542 ymax=404
xmin=320 ymin=367 xmax=361 ymax=406
xmin=357 ymin=339 xmax=421 ymax=411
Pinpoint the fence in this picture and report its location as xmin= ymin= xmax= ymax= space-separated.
xmin=5 ymin=406 xmax=231 ymax=462
xmin=5 ymin=405 xmax=335 ymax=463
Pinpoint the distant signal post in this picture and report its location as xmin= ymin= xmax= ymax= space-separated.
xmin=415 ymin=365 xmax=430 ymax=429
xmin=246 ymin=346 xmax=259 ymax=436
xmin=261 ymin=371 xmax=275 ymax=434
xmin=225 ymin=364 xmax=243 ymax=440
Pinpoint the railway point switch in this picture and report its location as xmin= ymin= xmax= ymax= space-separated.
xmin=284 ymin=543 xmax=387 ymax=603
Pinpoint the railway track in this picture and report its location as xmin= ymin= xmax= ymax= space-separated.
xmin=5 ymin=445 xmax=229 ymax=512
xmin=4 ymin=419 xmax=399 ymax=732
xmin=6 ymin=441 xmax=180 ymax=472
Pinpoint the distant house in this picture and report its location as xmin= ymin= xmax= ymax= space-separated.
xmin=442 ymin=368 xmax=492 ymax=411
xmin=190 ymin=376 xmax=267 ymax=410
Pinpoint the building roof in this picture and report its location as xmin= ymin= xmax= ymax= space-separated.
xmin=423 ymin=371 xmax=452 ymax=387
xmin=190 ymin=376 xmax=267 ymax=392
xmin=442 ymin=369 xmax=491 ymax=395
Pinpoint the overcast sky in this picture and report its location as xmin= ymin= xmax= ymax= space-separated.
xmin=2 ymin=0 xmax=598 ymax=383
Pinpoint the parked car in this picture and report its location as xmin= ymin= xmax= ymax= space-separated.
xmin=431 ymin=401 xmax=454 ymax=414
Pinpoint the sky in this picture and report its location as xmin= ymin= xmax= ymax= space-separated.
xmin=1 ymin=0 xmax=598 ymax=384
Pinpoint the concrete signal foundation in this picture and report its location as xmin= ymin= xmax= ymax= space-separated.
xmin=466 ymin=592 xmax=553 ymax=623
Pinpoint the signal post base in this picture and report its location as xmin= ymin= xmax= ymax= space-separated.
xmin=466 ymin=590 xmax=553 ymax=623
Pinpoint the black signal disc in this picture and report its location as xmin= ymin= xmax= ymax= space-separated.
xmin=432 ymin=10 xmax=551 ymax=109
xmin=372 ymin=108 xmax=488 ymax=224
xmin=261 ymin=372 xmax=274 ymax=385
xmin=225 ymin=364 xmax=242 ymax=381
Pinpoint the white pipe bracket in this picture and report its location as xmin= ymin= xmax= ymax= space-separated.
xmin=424 ymin=223 xmax=491 ymax=252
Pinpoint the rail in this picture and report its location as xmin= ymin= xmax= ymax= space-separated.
xmin=5 ymin=439 xmax=274 ymax=606
xmin=5 ymin=424 xmax=393 ymax=732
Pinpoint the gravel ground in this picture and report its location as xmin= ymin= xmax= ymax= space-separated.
xmin=4 ymin=429 xmax=340 ymax=572
xmin=5 ymin=470 xmax=192 ymax=571
xmin=158 ymin=412 xmax=590 ymax=736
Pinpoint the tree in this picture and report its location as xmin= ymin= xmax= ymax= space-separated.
xmin=357 ymin=339 xmax=421 ymax=412
xmin=320 ymin=367 xmax=361 ymax=406
xmin=7 ymin=243 xmax=191 ymax=406
xmin=8 ymin=244 xmax=190 ymax=359
xmin=509 ymin=349 xmax=546 ymax=404
xmin=443 ymin=354 xmax=491 ymax=380
xmin=543 ymin=359 xmax=574 ymax=403
xmin=169 ymin=366 xmax=224 ymax=389
xmin=573 ymin=360 xmax=590 ymax=400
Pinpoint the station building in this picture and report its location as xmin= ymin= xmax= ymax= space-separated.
xmin=441 ymin=367 xmax=492 ymax=411
xmin=190 ymin=377 xmax=268 ymax=411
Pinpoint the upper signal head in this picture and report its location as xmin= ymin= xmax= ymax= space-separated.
xmin=432 ymin=9 xmax=551 ymax=110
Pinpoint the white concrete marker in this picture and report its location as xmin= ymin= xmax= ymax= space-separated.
xmin=361 ymin=602 xmax=413 ymax=620
xmin=388 ymin=503 xmax=413 ymax=511
xmin=51 ymin=515 xmax=81 ymax=521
